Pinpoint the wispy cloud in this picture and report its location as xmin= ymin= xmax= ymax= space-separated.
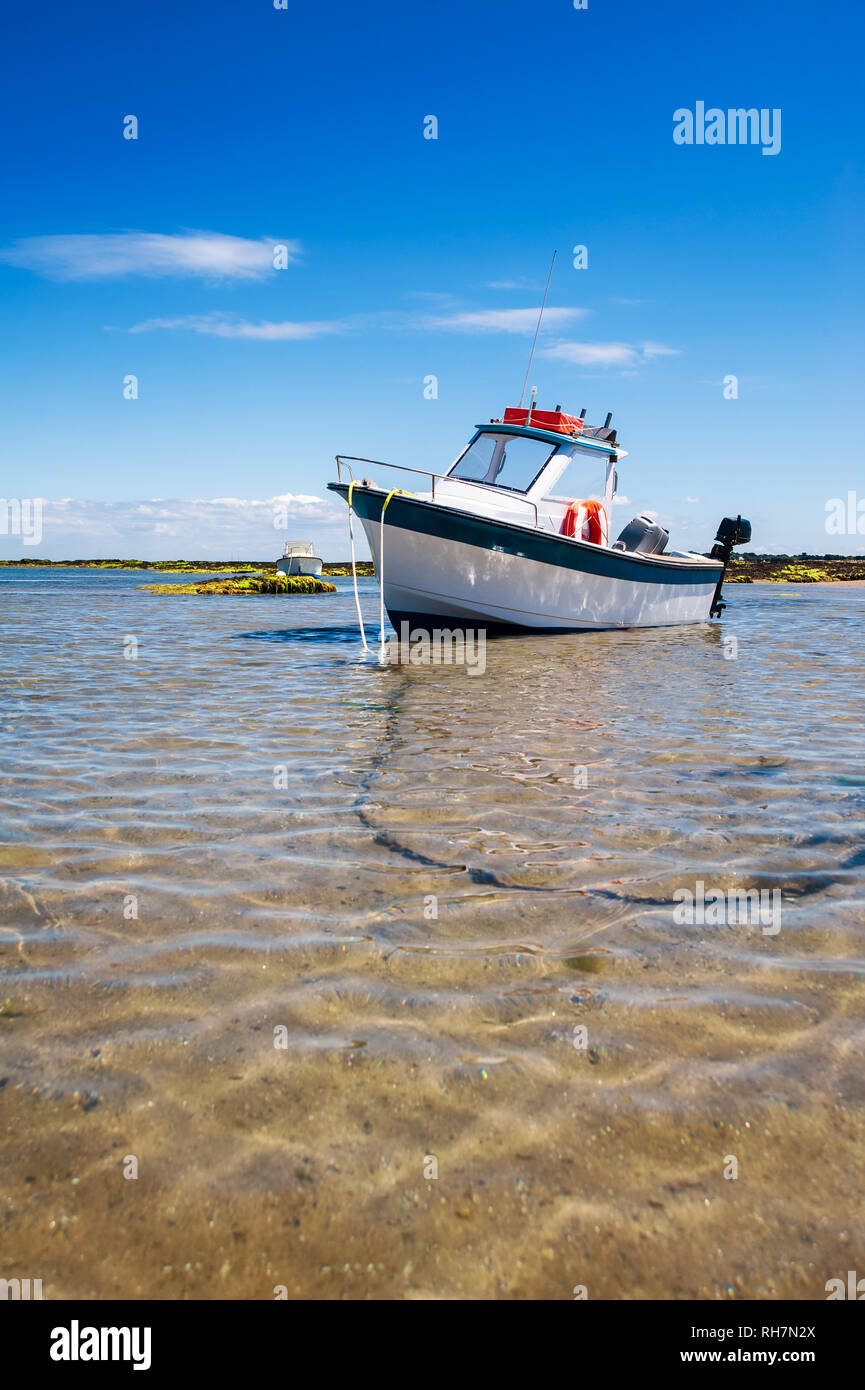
xmin=640 ymin=341 xmax=679 ymax=360
xmin=121 ymin=304 xmax=589 ymax=340
xmin=0 ymin=493 xmax=348 ymax=560
xmin=41 ymin=493 xmax=337 ymax=534
xmin=0 ymin=231 xmax=299 ymax=281
xmin=485 ymin=279 xmax=536 ymax=291
xmin=127 ymin=313 xmax=344 ymax=340
xmin=427 ymin=307 xmax=587 ymax=333
xmin=404 ymin=290 xmax=460 ymax=305
xmin=542 ymin=340 xmax=680 ymax=368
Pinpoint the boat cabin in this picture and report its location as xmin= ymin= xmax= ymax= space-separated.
xmin=280 ymin=540 xmax=319 ymax=559
xmin=431 ymin=407 xmax=626 ymax=545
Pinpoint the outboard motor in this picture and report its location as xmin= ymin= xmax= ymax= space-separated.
xmin=611 ymin=513 xmax=669 ymax=556
xmin=709 ymin=515 xmax=752 ymax=616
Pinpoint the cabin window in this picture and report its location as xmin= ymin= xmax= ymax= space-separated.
xmin=492 ymin=434 xmax=558 ymax=491
xmin=450 ymin=431 xmax=498 ymax=482
xmin=449 ymin=432 xmax=558 ymax=493
xmin=543 ymin=449 xmax=607 ymax=503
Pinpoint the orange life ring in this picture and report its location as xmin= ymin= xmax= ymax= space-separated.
xmin=560 ymin=499 xmax=609 ymax=547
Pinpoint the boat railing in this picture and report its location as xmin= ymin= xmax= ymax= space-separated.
xmin=334 ymin=455 xmax=539 ymax=528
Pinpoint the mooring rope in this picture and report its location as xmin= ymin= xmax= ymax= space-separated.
xmin=346 ymin=480 xmax=368 ymax=651
xmin=378 ymin=488 xmax=410 ymax=652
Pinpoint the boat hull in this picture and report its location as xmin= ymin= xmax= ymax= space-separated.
xmin=330 ymin=484 xmax=722 ymax=632
xmin=277 ymin=556 xmax=323 ymax=578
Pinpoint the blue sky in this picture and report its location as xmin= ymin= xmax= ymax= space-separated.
xmin=0 ymin=0 xmax=862 ymax=558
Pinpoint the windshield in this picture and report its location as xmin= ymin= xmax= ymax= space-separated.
xmin=450 ymin=431 xmax=498 ymax=482
xmin=449 ymin=432 xmax=558 ymax=493
xmin=544 ymin=452 xmax=607 ymax=503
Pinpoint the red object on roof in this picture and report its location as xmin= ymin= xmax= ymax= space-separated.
xmin=503 ymin=407 xmax=584 ymax=436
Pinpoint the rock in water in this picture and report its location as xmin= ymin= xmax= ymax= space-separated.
xmin=138 ymin=573 xmax=337 ymax=595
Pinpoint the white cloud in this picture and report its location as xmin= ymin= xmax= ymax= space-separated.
xmin=641 ymin=341 xmax=680 ymax=360
xmin=0 ymin=231 xmax=300 ymax=280
xmin=404 ymin=291 xmax=459 ymax=304
xmin=127 ymin=313 xmax=344 ymax=340
xmin=542 ymin=340 xmax=680 ymax=368
xmin=0 ymin=494 xmax=345 ymax=559
xmin=427 ymin=307 xmax=587 ymax=333
xmin=685 ymin=496 xmax=700 ymax=503
xmin=543 ymin=341 xmax=639 ymax=366
xmin=121 ymin=305 xmax=587 ymax=341
xmin=42 ymin=493 xmax=337 ymax=532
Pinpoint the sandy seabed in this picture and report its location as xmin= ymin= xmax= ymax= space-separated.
xmin=2 ymin=573 xmax=864 ymax=1300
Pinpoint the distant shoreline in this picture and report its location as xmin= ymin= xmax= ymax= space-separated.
xmin=725 ymin=555 xmax=865 ymax=584
xmin=3 ymin=555 xmax=864 ymax=582
xmin=0 ymin=558 xmax=376 ymax=575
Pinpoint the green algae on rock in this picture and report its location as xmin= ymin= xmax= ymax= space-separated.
xmin=724 ymin=556 xmax=865 ymax=584
xmin=138 ymin=573 xmax=337 ymax=595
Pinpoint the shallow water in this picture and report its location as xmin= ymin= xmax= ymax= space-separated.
xmin=1 ymin=569 xmax=864 ymax=1299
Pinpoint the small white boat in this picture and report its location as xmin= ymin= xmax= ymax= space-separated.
xmin=276 ymin=540 xmax=323 ymax=578
xmin=329 ymin=403 xmax=750 ymax=632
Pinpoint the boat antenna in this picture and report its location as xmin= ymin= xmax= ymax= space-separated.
xmin=518 ymin=249 xmax=557 ymax=409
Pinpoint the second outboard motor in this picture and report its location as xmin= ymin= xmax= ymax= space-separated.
xmin=611 ymin=513 xmax=669 ymax=555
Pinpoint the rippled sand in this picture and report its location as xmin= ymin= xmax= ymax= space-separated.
xmin=1 ymin=571 xmax=864 ymax=1299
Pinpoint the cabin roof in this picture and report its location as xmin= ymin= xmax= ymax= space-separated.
xmin=474 ymin=421 xmax=624 ymax=458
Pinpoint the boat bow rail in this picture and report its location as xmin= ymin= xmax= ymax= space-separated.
xmin=334 ymin=455 xmax=541 ymax=528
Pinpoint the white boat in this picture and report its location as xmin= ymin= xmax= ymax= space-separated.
xmin=276 ymin=540 xmax=323 ymax=578
xmin=329 ymin=404 xmax=750 ymax=633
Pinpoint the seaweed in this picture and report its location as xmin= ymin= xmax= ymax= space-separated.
xmin=138 ymin=573 xmax=337 ymax=595
xmin=723 ymin=556 xmax=865 ymax=584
